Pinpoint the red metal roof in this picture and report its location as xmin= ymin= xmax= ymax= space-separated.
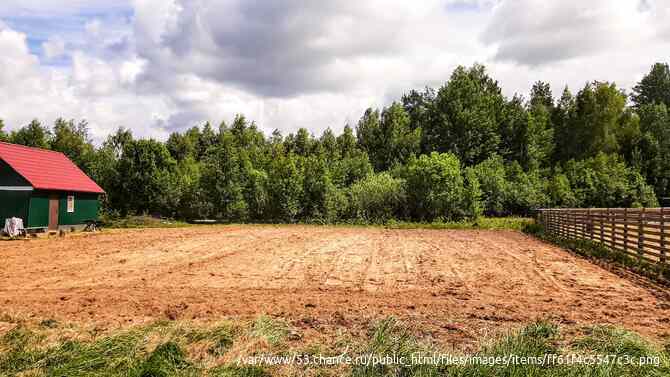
xmin=0 ymin=142 xmax=104 ymax=194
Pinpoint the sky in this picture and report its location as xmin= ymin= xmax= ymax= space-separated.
xmin=0 ymin=0 xmax=668 ymax=143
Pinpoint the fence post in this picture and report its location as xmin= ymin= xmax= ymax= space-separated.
xmin=553 ymin=210 xmax=558 ymax=236
xmin=599 ymin=209 xmax=604 ymax=244
xmin=623 ymin=207 xmax=629 ymax=254
xmin=637 ymin=207 xmax=645 ymax=259
xmin=609 ymin=208 xmax=614 ymax=249
xmin=588 ymin=208 xmax=594 ymax=240
xmin=661 ymin=207 xmax=666 ymax=264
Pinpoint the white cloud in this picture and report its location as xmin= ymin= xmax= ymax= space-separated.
xmin=0 ymin=1 xmax=131 ymax=17
xmin=0 ymin=1 xmax=669 ymax=143
xmin=0 ymin=22 xmax=168 ymax=142
xmin=482 ymin=0 xmax=650 ymax=66
xmin=42 ymin=37 xmax=65 ymax=60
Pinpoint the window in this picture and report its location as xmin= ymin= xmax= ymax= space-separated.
xmin=67 ymin=195 xmax=75 ymax=213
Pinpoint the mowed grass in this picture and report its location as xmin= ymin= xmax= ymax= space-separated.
xmin=384 ymin=216 xmax=533 ymax=231
xmin=1 ymin=316 xmax=668 ymax=377
xmin=98 ymin=215 xmax=533 ymax=231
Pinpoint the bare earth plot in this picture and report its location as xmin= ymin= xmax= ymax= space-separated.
xmin=1 ymin=225 xmax=669 ymax=343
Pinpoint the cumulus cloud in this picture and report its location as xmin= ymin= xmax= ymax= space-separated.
xmin=646 ymin=0 xmax=670 ymax=39
xmin=0 ymin=22 xmax=169 ymax=141
xmin=0 ymin=1 xmax=669 ymax=142
xmin=482 ymin=0 xmax=650 ymax=66
xmin=133 ymin=0 xmax=453 ymax=97
xmin=42 ymin=37 xmax=66 ymax=60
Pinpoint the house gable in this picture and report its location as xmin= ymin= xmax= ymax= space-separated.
xmin=0 ymin=158 xmax=32 ymax=189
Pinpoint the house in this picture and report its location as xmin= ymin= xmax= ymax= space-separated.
xmin=0 ymin=142 xmax=104 ymax=231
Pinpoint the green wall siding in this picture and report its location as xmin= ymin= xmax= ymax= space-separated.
xmin=28 ymin=192 xmax=49 ymax=228
xmin=1 ymin=157 xmax=35 ymax=226
xmin=58 ymin=192 xmax=99 ymax=225
xmin=2 ymin=159 xmax=100 ymax=228
xmin=0 ymin=159 xmax=30 ymax=186
xmin=0 ymin=191 xmax=30 ymax=224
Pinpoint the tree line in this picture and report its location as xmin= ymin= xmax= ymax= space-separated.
xmin=1 ymin=62 xmax=669 ymax=223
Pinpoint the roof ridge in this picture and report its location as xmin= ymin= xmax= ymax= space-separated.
xmin=0 ymin=141 xmax=66 ymax=156
xmin=0 ymin=142 xmax=104 ymax=194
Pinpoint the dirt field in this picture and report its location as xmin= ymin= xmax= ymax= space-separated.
xmin=1 ymin=225 xmax=669 ymax=343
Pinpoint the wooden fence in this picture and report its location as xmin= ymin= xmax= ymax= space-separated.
xmin=537 ymin=208 xmax=669 ymax=266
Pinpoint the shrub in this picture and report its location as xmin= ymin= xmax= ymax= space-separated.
xmin=504 ymin=162 xmax=549 ymax=215
xmin=472 ymin=155 xmax=508 ymax=215
xmin=546 ymin=171 xmax=578 ymax=208
xmin=403 ymin=152 xmax=472 ymax=221
xmin=349 ymin=173 xmax=407 ymax=223
xmin=473 ymin=155 xmax=548 ymax=216
xmin=564 ymin=153 xmax=658 ymax=208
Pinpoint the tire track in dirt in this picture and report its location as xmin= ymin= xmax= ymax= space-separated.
xmin=1 ymin=226 xmax=669 ymax=341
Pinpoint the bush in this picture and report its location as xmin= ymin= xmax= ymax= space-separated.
xmin=504 ymin=162 xmax=549 ymax=215
xmin=349 ymin=173 xmax=406 ymax=223
xmin=403 ymin=152 xmax=472 ymax=221
xmin=472 ymin=155 xmax=548 ymax=216
xmin=546 ymin=171 xmax=578 ymax=208
xmin=564 ymin=153 xmax=658 ymax=208
xmin=472 ymin=155 xmax=508 ymax=215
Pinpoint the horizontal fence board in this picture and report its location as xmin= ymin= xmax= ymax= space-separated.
xmin=538 ymin=207 xmax=668 ymax=266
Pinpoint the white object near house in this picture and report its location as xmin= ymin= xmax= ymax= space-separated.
xmin=3 ymin=217 xmax=24 ymax=237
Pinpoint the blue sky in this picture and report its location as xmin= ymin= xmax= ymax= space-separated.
xmin=0 ymin=0 xmax=668 ymax=143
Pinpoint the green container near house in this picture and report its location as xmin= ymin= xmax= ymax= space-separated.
xmin=0 ymin=142 xmax=104 ymax=231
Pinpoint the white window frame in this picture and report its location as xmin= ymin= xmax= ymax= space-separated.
xmin=67 ymin=195 xmax=75 ymax=213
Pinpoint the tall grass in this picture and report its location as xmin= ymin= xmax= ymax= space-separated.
xmin=352 ymin=319 xmax=670 ymax=377
xmin=1 ymin=318 xmax=668 ymax=376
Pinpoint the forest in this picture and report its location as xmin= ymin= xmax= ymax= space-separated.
xmin=1 ymin=62 xmax=669 ymax=223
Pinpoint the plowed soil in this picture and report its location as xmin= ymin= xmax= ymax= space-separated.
xmin=1 ymin=225 xmax=669 ymax=343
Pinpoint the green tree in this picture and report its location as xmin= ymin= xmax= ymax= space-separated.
xmin=632 ymin=62 xmax=670 ymax=108
xmin=472 ymin=155 xmax=508 ymax=216
xmin=635 ymin=103 xmax=670 ymax=199
xmin=552 ymin=87 xmax=576 ymax=162
xmin=201 ymin=133 xmax=249 ymax=221
xmin=498 ymin=95 xmax=531 ymax=164
xmin=0 ymin=119 xmax=8 ymax=142
xmin=50 ymin=118 xmax=94 ymax=171
xmin=555 ymin=82 xmax=626 ymax=161
xmin=349 ymin=172 xmax=406 ymax=223
xmin=166 ymin=127 xmax=200 ymax=161
xmin=336 ymin=125 xmax=357 ymax=158
xmin=116 ymin=139 xmax=177 ymax=216
xmin=401 ymin=87 xmax=435 ymax=135
xmin=175 ymin=157 xmax=212 ymax=220
xmin=198 ymin=122 xmax=217 ymax=158
xmin=463 ymin=167 xmax=483 ymax=219
xmin=403 ymin=152 xmax=470 ymax=221
xmin=300 ymin=155 xmax=338 ymax=221
xmin=423 ymin=64 xmax=505 ymax=165
xmin=564 ymin=153 xmax=657 ymax=208
xmin=289 ymin=128 xmax=314 ymax=157
xmin=317 ymin=128 xmax=339 ymax=160
xmin=357 ymin=103 xmax=420 ymax=171
xmin=504 ymin=163 xmax=549 ymax=214
xmin=529 ymin=81 xmax=554 ymax=109
xmin=90 ymin=129 xmax=134 ymax=215
xmin=105 ymin=127 xmax=133 ymax=158
xmin=527 ymin=82 xmax=555 ymax=169
xmin=546 ymin=171 xmax=577 ymax=208
xmin=10 ymin=119 xmax=51 ymax=148
xmin=267 ymin=153 xmax=303 ymax=222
